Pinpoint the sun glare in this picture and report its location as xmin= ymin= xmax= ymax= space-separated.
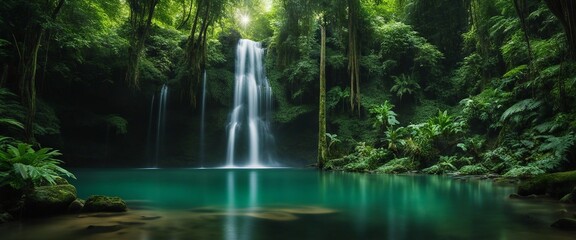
xmin=240 ymin=14 xmax=250 ymax=27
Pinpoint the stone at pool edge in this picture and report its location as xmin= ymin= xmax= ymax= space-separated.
xmin=517 ymin=170 xmax=576 ymax=199
xmin=25 ymin=183 xmax=77 ymax=216
xmin=83 ymin=195 xmax=127 ymax=212
xmin=68 ymin=198 xmax=85 ymax=213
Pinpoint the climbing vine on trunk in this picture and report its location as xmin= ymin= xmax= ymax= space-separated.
xmin=15 ymin=0 xmax=65 ymax=142
xmin=318 ymin=21 xmax=328 ymax=168
xmin=544 ymin=0 xmax=576 ymax=59
xmin=184 ymin=0 xmax=227 ymax=106
xmin=348 ymin=0 xmax=361 ymax=114
xmin=125 ymin=0 xmax=160 ymax=89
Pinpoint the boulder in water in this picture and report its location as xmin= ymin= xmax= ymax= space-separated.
xmin=85 ymin=224 xmax=123 ymax=233
xmin=25 ymin=183 xmax=77 ymax=216
xmin=83 ymin=195 xmax=127 ymax=212
xmin=517 ymin=170 xmax=576 ymax=198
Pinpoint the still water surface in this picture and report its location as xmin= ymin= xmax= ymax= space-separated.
xmin=1 ymin=168 xmax=574 ymax=239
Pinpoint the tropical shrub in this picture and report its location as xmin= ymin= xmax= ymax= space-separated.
xmin=458 ymin=164 xmax=489 ymax=175
xmin=369 ymin=101 xmax=399 ymax=131
xmin=390 ymin=74 xmax=421 ymax=101
xmin=338 ymin=142 xmax=390 ymax=172
xmin=0 ymin=141 xmax=75 ymax=191
xmin=376 ymin=157 xmax=417 ymax=174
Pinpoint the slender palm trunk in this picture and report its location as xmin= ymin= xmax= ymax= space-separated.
xmin=318 ymin=24 xmax=328 ymax=168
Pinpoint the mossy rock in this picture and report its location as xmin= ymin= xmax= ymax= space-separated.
xmin=83 ymin=195 xmax=127 ymax=212
xmin=25 ymin=184 xmax=77 ymax=216
xmin=517 ymin=171 xmax=576 ymax=198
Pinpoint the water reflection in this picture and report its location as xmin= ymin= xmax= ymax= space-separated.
xmin=224 ymin=170 xmax=258 ymax=240
xmin=2 ymin=169 xmax=573 ymax=240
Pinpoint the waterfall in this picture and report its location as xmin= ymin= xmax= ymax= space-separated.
xmin=147 ymin=84 xmax=168 ymax=168
xmin=199 ymin=71 xmax=207 ymax=168
xmin=155 ymin=84 xmax=168 ymax=166
xmin=225 ymin=39 xmax=276 ymax=168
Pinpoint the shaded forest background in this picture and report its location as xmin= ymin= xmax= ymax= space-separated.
xmin=0 ymin=0 xmax=575 ymax=176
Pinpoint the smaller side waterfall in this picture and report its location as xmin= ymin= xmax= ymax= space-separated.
xmin=147 ymin=84 xmax=169 ymax=168
xmin=199 ymin=71 xmax=207 ymax=168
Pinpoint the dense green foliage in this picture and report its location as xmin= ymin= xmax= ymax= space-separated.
xmin=0 ymin=0 xmax=575 ymax=173
xmin=0 ymin=137 xmax=75 ymax=191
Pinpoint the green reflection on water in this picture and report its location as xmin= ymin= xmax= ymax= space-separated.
xmin=2 ymin=168 xmax=571 ymax=240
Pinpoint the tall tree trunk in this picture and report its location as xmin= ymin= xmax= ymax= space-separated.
xmin=544 ymin=0 xmax=576 ymax=59
xmin=17 ymin=0 xmax=65 ymax=142
xmin=185 ymin=0 xmax=224 ymax=106
xmin=318 ymin=23 xmax=328 ymax=168
xmin=348 ymin=0 xmax=361 ymax=115
xmin=126 ymin=0 xmax=160 ymax=89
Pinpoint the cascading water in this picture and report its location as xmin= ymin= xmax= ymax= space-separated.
xmin=156 ymin=84 xmax=168 ymax=166
xmin=225 ymin=39 xmax=276 ymax=168
xmin=199 ymin=71 xmax=207 ymax=168
xmin=147 ymin=84 xmax=168 ymax=168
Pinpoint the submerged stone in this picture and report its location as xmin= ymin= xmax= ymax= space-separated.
xmin=117 ymin=221 xmax=145 ymax=226
xmin=85 ymin=224 xmax=123 ymax=233
xmin=140 ymin=215 xmax=162 ymax=220
xmin=83 ymin=195 xmax=127 ymax=212
xmin=509 ymin=193 xmax=538 ymax=199
xmin=551 ymin=218 xmax=576 ymax=231
xmin=25 ymin=184 xmax=77 ymax=216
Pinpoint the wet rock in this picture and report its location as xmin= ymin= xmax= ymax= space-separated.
xmin=517 ymin=170 xmax=576 ymax=199
xmin=85 ymin=224 xmax=123 ymax=233
xmin=25 ymin=184 xmax=77 ymax=216
xmin=551 ymin=218 xmax=576 ymax=231
xmin=83 ymin=195 xmax=127 ymax=212
xmin=68 ymin=199 xmax=85 ymax=213
xmin=509 ymin=193 xmax=538 ymax=199
xmin=141 ymin=215 xmax=162 ymax=220
xmin=78 ymin=212 xmax=127 ymax=218
xmin=117 ymin=221 xmax=146 ymax=226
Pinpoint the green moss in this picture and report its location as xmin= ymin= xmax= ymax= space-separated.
xmin=517 ymin=171 xmax=576 ymax=198
xmin=458 ymin=164 xmax=489 ymax=175
xmin=83 ymin=195 xmax=127 ymax=212
xmin=376 ymin=157 xmax=417 ymax=174
xmin=25 ymin=184 xmax=77 ymax=216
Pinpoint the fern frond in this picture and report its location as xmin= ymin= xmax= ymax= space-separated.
xmin=500 ymin=98 xmax=542 ymax=122
xmin=533 ymin=121 xmax=562 ymax=134
xmin=0 ymin=118 xmax=24 ymax=129
xmin=538 ymin=133 xmax=575 ymax=161
xmin=105 ymin=115 xmax=128 ymax=134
